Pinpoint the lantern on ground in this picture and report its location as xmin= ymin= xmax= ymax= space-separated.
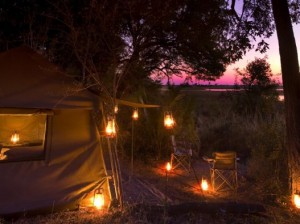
xmin=105 ymin=117 xmax=116 ymax=138
xmin=166 ymin=162 xmax=172 ymax=172
xmin=201 ymin=177 xmax=209 ymax=191
xmin=164 ymin=112 xmax=175 ymax=129
xmin=294 ymin=193 xmax=300 ymax=208
xmin=93 ymin=188 xmax=105 ymax=209
xmin=11 ymin=131 xmax=20 ymax=144
xmin=132 ymin=108 xmax=139 ymax=120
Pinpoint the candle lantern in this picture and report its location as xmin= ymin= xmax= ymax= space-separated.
xmin=114 ymin=105 xmax=119 ymax=114
xmin=294 ymin=193 xmax=300 ymax=208
xmin=105 ymin=117 xmax=116 ymax=138
xmin=164 ymin=112 xmax=175 ymax=129
xmin=132 ymin=108 xmax=139 ymax=120
xmin=201 ymin=177 xmax=209 ymax=191
xmin=93 ymin=188 xmax=105 ymax=209
xmin=11 ymin=131 xmax=20 ymax=144
xmin=166 ymin=162 xmax=172 ymax=172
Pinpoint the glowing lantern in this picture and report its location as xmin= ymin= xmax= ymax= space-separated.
xmin=93 ymin=188 xmax=105 ymax=209
xmin=201 ymin=178 xmax=209 ymax=191
xmin=114 ymin=105 xmax=119 ymax=114
xmin=132 ymin=108 xmax=139 ymax=120
xmin=166 ymin=162 xmax=172 ymax=172
xmin=11 ymin=131 xmax=20 ymax=144
xmin=164 ymin=112 xmax=175 ymax=129
xmin=105 ymin=118 xmax=116 ymax=137
xmin=294 ymin=193 xmax=300 ymax=208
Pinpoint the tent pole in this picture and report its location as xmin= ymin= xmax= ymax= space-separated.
xmin=112 ymin=137 xmax=123 ymax=209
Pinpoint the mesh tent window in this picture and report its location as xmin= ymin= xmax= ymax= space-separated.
xmin=0 ymin=112 xmax=48 ymax=162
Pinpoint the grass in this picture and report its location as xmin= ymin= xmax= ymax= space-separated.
xmin=0 ymin=204 xmax=279 ymax=224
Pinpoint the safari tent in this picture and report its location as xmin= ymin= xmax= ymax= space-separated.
xmin=0 ymin=47 xmax=117 ymax=215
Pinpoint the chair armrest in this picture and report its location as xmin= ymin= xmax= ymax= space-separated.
xmin=202 ymin=156 xmax=214 ymax=163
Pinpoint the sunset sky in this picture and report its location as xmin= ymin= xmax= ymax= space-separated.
xmin=171 ymin=24 xmax=300 ymax=85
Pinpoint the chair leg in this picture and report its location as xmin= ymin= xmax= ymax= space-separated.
xmin=171 ymin=154 xmax=191 ymax=172
xmin=171 ymin=153 xmax=174 ymax=168
xmin=210 ymin=168 xmax=215 ymax=191
xmin=235 ymin=170 xmax=238 ymax=191
xmin=211 ymin=169 xmax=238 ymax=192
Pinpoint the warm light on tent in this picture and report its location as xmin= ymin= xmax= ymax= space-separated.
xmin=132 ymin=108 xmax=139 ymax=120
xmin=93 ymin=188 xmax=105 ymax=209
xmin=11 ymin=131 xmax=20 ymax=144
xmin=105 ymin=118 xmax=116 ymax=137
xmin=166 ymin=162 xmax=172 ymax=172
xmin=201 ymin=178 xmax=209 ymax=191
xmin=294 ymin=193 xmax=300 ymax=208
xmin=164 ymin=112 xmax=175 ymax=129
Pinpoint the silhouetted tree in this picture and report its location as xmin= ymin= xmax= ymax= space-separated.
xmin=271 ymin=0 xmax=300 ymax=194
xmin=238 ymin=57 xmax=278 ymax=91
xmin=234 ymin=58 xmax=279 ymax=116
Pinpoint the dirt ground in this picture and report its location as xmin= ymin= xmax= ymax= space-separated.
xmin=5 ymin=157 xmax=300 ymax=224
xmin=120 ymin=157 xmax=300 ymax=224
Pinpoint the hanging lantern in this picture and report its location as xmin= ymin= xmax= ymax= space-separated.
xmin=166 ymin=162 xmax=172 ymax=172
xmin=93 ymin=188 xmax=105 ymax=209
xmin=114 ymin=105 xmax=119 ymax=114
xmin=201 ymin=177 xmax=209 ymax=191
xmin=11 ymin=131 xmax=20 ymax=144
xmin=294 ymin=193 xmax=300 ymax=208
xmin=105 ymin=118 xmax=116 ymax=138
xmin=132 ymin=108 xmax=139 ymax=120
xmin=164 ymin=112 xmax=175 ymax=129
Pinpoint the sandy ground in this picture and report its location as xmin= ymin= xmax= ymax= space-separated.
xmin=121 ymin=157 xmax=244 ymax=206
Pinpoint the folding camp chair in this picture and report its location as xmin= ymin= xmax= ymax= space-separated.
xmin=209 ymin=151 xmax=238 ymax=192
xmin=170 ymin=135 xmax=192 ymax=172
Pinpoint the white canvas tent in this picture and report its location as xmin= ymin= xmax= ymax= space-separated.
xmin=0 ymin=46 xmax=115 ymax=215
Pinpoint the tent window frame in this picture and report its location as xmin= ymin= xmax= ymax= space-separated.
xmin=0 ymin=110 xmax=51 ymax=163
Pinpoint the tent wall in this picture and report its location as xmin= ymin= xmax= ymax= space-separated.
xmin=0 ymin=109 xmax=110 ymax=215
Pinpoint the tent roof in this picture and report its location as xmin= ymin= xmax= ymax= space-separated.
xmin=0 ymin=46 xmax=99 ymax=109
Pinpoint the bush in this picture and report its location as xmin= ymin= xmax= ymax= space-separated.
xmin=246 ymin=115 xmax=288 ymax=196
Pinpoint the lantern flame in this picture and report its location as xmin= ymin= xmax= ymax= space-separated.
xmin=201 ymin=178 xmax=209 ymax=191
xmin=114 ymin=105 xmax=119 ymax=114
xmin=93 ymin=191 xmax=105 ymax=209
xmin=294 ymin=194 xmax=300 ymax=208
xmin=132 ymin=109 xmax=139 ymax=120
xmin=11 ymin=132 xmax=20 ymax=144
xmin=164 ymin=114 xmax=175 ymax=129
xmin=166 ymin=162 xmax=172 ymax=172
xmin=105 ymin=119 xmax=116 ymax=137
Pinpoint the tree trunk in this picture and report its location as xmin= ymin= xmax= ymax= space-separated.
xmin=271 ymin=0 xmax=300 ymax=194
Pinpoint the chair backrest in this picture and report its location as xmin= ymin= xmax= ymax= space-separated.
xmin=212 ymin=151 xmax=236 ymax=170
xmin=171 ymin=135 xmax=177 ymax=149
xmin=171 ymin=135 xmax=192 ymax=156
